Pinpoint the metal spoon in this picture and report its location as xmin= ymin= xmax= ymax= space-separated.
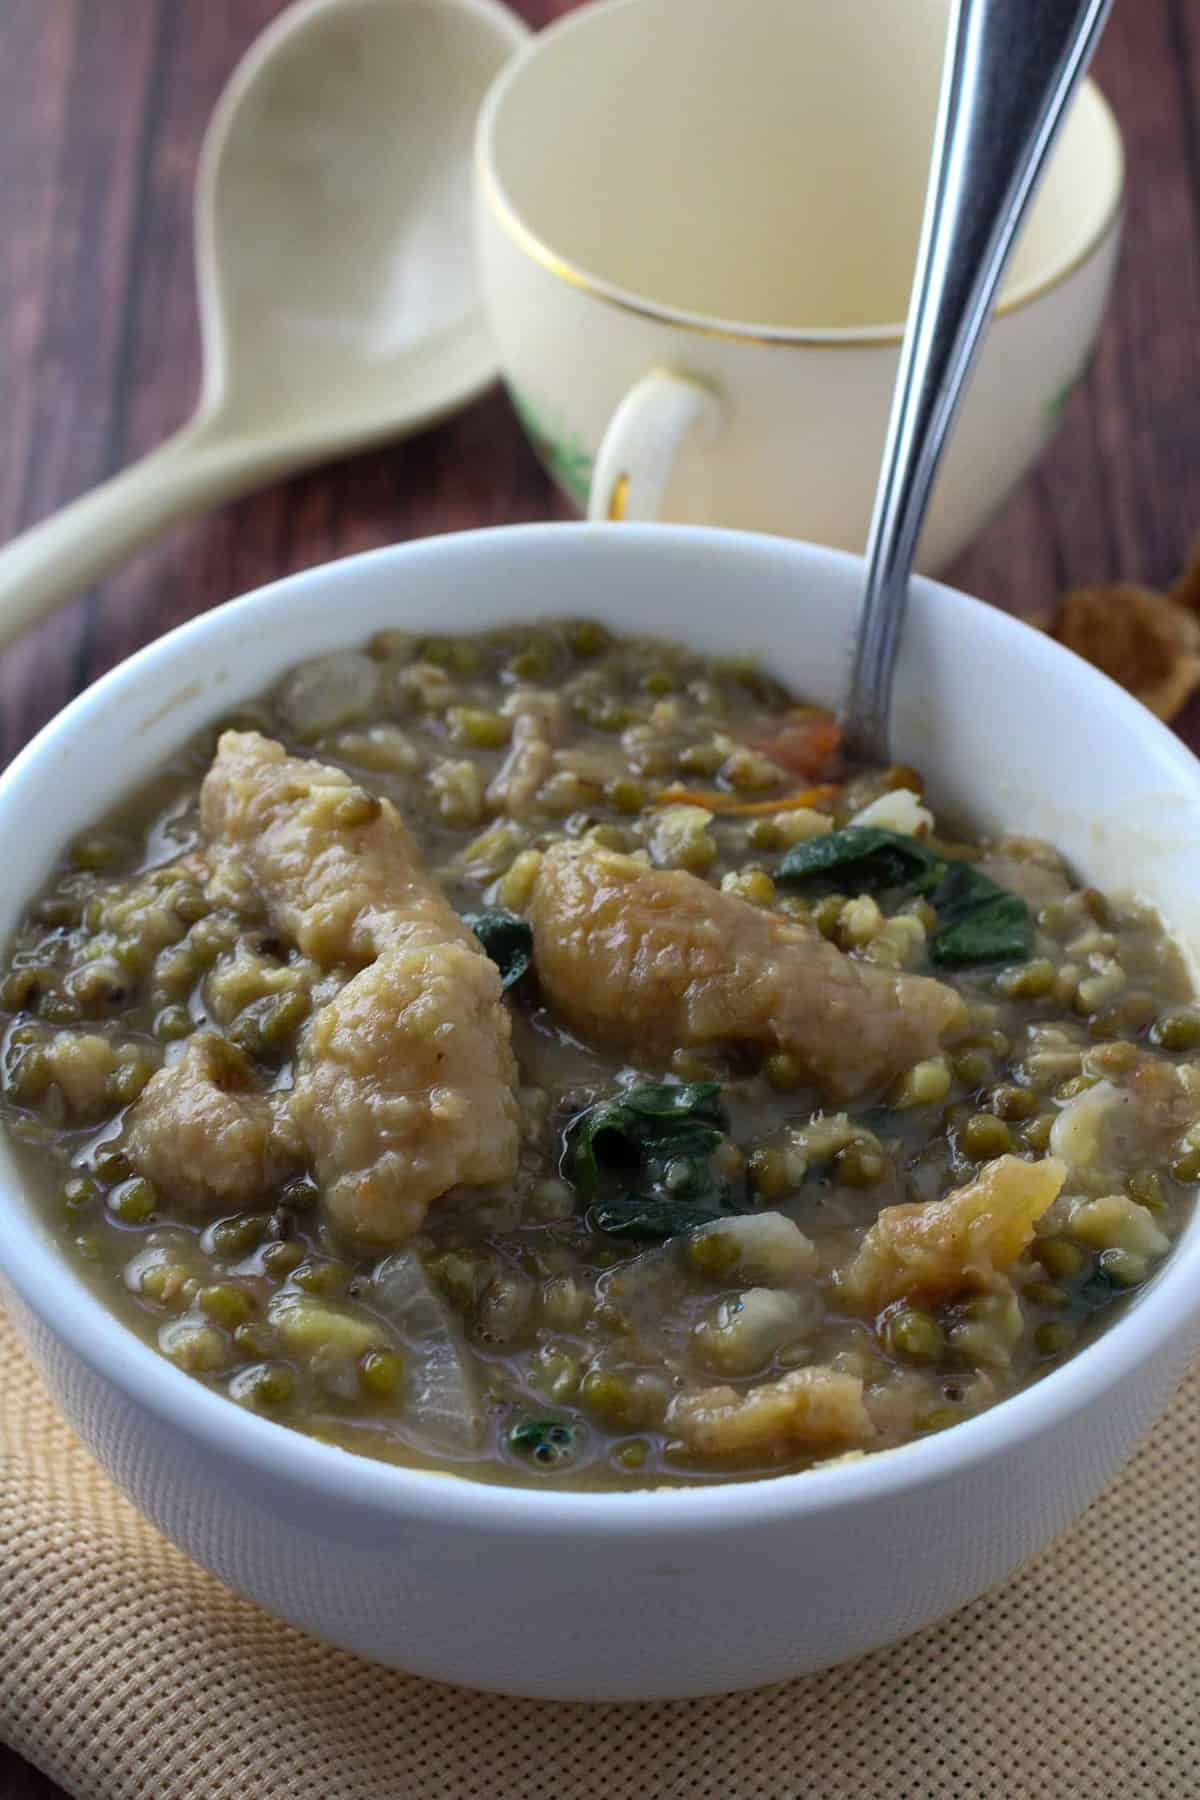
xmin=0 ymin=0 xmax=526 ymax=650
xmin=842 ymin=0 xmax=1114 ymax=764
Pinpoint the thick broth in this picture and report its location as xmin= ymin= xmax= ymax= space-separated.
xmin=2 ymin=620 xmax=1197 ymax=1489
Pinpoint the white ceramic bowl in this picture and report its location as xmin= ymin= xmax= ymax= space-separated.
xmin=1 ymin=526 xmax=1198 ymax=1702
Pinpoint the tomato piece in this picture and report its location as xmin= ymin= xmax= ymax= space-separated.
xmin=748 ymin=712 xmax=842 ymax=779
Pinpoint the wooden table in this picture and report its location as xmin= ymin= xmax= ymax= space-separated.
xmin=2 ymin=2 xmax=1199 ymax=1794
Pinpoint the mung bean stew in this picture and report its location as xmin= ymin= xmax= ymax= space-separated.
xmin=2 ymin=620 xmax=1197 ymax=1488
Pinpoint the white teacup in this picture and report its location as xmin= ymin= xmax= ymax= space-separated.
xmin=475 ymin=0 xmax=1123 ymax=569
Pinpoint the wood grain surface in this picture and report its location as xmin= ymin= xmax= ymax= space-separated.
xmin=1 ymin=2 xmax=1199 ymax=1795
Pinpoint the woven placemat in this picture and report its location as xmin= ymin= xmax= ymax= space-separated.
xmin=1 ymin=1306 xmax=1196 ymax=1800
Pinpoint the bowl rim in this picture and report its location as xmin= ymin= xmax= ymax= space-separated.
xmin=475 ymin=0 xmax=1126 ymax=349
xmin=1 ymin=522 xmax=1198 ymax=1539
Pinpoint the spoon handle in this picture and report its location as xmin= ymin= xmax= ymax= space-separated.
xmin=0 ymin=423 xmax=280 ymax=653
xmin=841 ymin=0 xmax=1113 ymax=764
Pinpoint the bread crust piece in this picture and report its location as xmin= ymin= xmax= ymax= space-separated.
xmin=1050 ymin=581 xmax=1200 ymax=721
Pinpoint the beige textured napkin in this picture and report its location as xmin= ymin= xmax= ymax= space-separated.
xmin=1 ymin=1304 xmax=1196 ymax=1800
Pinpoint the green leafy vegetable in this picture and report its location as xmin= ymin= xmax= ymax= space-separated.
xmin=463 ymin=909 xmax=533 ymax=990
xmin=563 ymin=1082 xmax=745 ymax=1242
xmin=568 ymin=1082 xmax=725 ymax=1190
xmin=776 ymin=827 xmax=1033 ymax=968
xmin=776 ymin=826 xmax=936 ymax=893
xmin=585 ymin=1192 xmax=729 ymax=1242
xmin=507 ymin=1417 xmax=580 ymax=1468
xmin=923 ymin=860 xmax=1034 ymax=968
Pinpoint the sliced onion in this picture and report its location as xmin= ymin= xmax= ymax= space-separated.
xmin=373 ymin=1251 xmax=482 ymax=1456
xmin=277 ymin=652 xmax=379 ymax=737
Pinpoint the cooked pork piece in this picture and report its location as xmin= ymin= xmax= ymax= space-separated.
xmin=839 ymin=1155 xmax=1066 ymax=1312
xmin=526 ymin=842 xmax=967 ymax=1100
xmin=167 ymin=731 xmax=521 ymax=1244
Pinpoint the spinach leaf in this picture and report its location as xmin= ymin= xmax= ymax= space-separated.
xmin=507 ymin=1417 xmax=581 ymax=1468
xmin=585 ymin=1194 xmax=733 ymax=1241
xmin=463 ymin=908 xmax=533 ymax=990
xmin=776 ymin=826 xmax=939 ymax=892
xmin=925 ymin=861 xmax=1034 ymax=968
xmin=776 ymin=826 xmax=1032 ymax=967
xmin=568 ymin=1081 xmax=726 ymax=1191
xmin=564 ymin=1081 xmax=744 ymax=1242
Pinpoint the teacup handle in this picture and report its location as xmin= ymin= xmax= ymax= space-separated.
xmin=588 ymin=371 xmax=721 ymax=522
